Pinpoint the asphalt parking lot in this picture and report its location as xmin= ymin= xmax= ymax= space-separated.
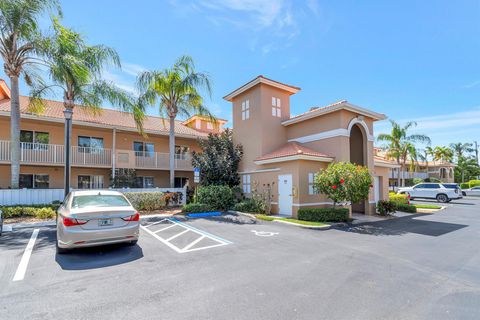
xmin=1 ymin=197 xmax=479 ymax=320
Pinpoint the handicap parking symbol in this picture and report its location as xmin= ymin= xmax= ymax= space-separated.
xmin=251 ymin=230 xmax=279 ymax=237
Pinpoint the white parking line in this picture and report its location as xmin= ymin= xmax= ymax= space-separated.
xmin=12 ymin=229 xmax=39 ymax=282
xmin=141 ymin=218 xmax=231 ymax=253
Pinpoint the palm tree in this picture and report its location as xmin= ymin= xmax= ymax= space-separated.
xmin=433 ymin=146 xmax=454 ymax=163
xmin=31 ymin=19 xmax=145 ymax=195
xmin=378 ymin=120 xmax=431 ymax=187
xmin=449 ymin=142 xmax=474 ymax=162
xmin=418 ymin=146 xmax=434 ymax=175
xmin=0 ymin=0 xmax=60 ymax=188
xmin=136 ymin=55 xmax=214 ymax=188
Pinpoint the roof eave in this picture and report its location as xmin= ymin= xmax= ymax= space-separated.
xmin=254 ymin=154 xmax=333 ymax=165
xmin=223 ymin=76 xmax=300 ymax=101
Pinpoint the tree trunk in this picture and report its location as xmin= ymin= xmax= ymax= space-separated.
xmin=169 ymin=116 xmax=176 ymax=188
xmin=9 ymin=76 xmax=21 ymax=189
xmin=396 ymin=159 xmax=401 ymax=189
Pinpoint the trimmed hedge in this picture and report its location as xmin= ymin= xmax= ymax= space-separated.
xmin=0 ymin=206 xmax=56 ymax=219
xmin=298 ymin=207 xmax=349 ymax=223
xmin=182 ymin=203 xmax=212 ymax=213
xmin=196 ymin=185 xmax=235 ymax=211
xmin=124 ymin=192 xmax=166 ymax=211
xmin=460 ymin=183 xmax=469 ymax=189
xmin=389 ymin=193 xmax=409 ymax=205
xmin=395 ymin=203 xmax=417 ymax=213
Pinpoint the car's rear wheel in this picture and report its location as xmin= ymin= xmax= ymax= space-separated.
xmin=436 ymin=194 xmax=449 ymax=203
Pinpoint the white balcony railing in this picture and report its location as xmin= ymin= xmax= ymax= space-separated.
xmin=391 ymin=171 xmax=429 ymax=179
xmin=0 ymin=140 xmax=193 ymax=171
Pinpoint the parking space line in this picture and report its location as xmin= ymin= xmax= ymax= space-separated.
xmin=182 ymin=235 xmax=205 ymax=251
xmin=12 ymin=228 xmax=39 ymax=282
xmin=141 ymin=218 xmax=232 ymax=253
xmin=165 ymin=229 xmax=189 ymax=242
xmin=153 ymin=224 xmax=178 ymax=233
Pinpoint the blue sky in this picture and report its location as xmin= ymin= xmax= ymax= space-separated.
xmin=1 ymin=0 xmax=479 ymax=148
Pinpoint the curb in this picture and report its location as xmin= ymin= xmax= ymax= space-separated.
xmin=227 ymin=210 xmax=257 ymax=219
xmin=6 ymin=220 xmax=56 ymax=229
xmin=273 ymin=219 xmax=331 ymax=230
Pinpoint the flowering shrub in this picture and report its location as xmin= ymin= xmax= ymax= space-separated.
xmin=314 ymin=162 xmax=372 ymax=207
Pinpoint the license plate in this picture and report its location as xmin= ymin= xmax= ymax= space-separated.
xmin=98 ymin=218 xmax=113 ymax=226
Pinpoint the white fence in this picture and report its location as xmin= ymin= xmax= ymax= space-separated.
xmin=0 ymin=188 xmax=186 ymax=206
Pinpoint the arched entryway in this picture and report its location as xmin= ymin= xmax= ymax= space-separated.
xmin=349 ymin=123 xmax=367 ymax=213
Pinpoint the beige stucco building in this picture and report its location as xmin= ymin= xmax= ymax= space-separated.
xmin=224 ymin=76 xmax=393 ymax=217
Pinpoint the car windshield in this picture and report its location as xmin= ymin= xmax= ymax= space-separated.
xmin=71 ymin=195 xmax=130 ymax=209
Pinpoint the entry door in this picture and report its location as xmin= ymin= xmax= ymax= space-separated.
xmin=278 ymin=174 xmax=293 ymax=216
xmin=374 ymin=176 xmax=380 ymax=202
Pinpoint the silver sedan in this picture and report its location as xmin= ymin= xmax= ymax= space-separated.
xmin=463 ymin=186 xmax=480 ymax=197
xmin=56 ymin=190 xmax=140 ymax=254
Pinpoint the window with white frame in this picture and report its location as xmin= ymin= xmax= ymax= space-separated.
xmin=241 ymin=100 xmax=250 ymax=120
xmin=242 ymin=175 xmax=251 ymax=193
xmin=271 ymin=97 xmax=281 ymax=118
xmin=308 ymin=173 xmax=318 ymax=195
xmin=78 ymin=175 xmax=104 ymax=189
xmin=207 ymin=122 xmax=213 ymax=130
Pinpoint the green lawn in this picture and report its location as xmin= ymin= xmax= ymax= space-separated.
xmin=414 ymin=204 xmax=442 ymax=210
xmin=255 ymin=214 xmax=329 ymax=227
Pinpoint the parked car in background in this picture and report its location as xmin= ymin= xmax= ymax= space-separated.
xmin=397 ymin=183 xmax=462 ymax=203
xmin=463 ymin=186 xmax=480 ymax=197
xmin=56 ymin=190 xmax=140 ymax=254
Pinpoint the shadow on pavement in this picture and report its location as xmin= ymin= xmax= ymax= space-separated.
xmin=413 ymin=199 xmax=475 ymax=206
xmin=55 ymin=243 xmax=143 ymax=270
xmin=0 ymin=226 xmax=55 ymax=251
xmin=337 ymin=214 xmax=468 ymax=237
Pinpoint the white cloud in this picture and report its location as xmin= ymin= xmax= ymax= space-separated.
xmin=102 ymin=69 xmax=136 ymax=94
xmin=122 ymin=63 xmax=147 ymax=77
xmin=374 ymin=107 xmax=480 ymax=146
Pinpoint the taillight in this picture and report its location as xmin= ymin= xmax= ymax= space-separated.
xmin=63 ymin=217 xmax=88 ymax=227
xmin=122 ymin=212 xmax=140 ymax=222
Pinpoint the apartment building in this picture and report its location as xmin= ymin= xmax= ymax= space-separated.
xmin=0 ymin=80 xmax=226 ymax=190
xmin=225 ymin=75 xmax=392 ymax=216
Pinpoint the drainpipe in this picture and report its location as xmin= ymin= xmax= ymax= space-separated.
xmin=63 ymin=108 xmax=73 ymax=198
xmin=112 ymin=128 xmax=116 ymax=182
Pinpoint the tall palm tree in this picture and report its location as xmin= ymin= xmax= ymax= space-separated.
xmin=378 ymin=120 xmax=431 ymax=187
xmin=449 ymin=142 xmax=474 ymax=162
xmin=0 ymin=0 xmax=60 ymax=188
xmin=31 ymin=19 xmax=145 ymax=195
xmin=418 ymin=146 xmax=434 ymax=175
xmin=136 ymin=55 xmax=214 ymax=188
xmin=433 ymin=146 xmax=454 ymax=163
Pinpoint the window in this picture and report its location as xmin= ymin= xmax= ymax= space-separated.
xmin=174 ymin=177 xmax=189 ymax=188
xmin=72 ymin=195 xmax=130 ymax=209
xmin=134 ymin=141 xmax=154 ymax=157
xmin=78 ymin=136 xmax=104 ymax=153
xmin=271 ymin=97 xmax=281 ymax=118
xmin=308 ymin=173 xmax=318 ymax=195
xmin=135 ymin=176 xmax=154 ymax=188
xmin=78 ymin=175 xmax=104 ymax=189
xmin=175 ymin=145 xmax=190 ymax=160
xmin=242 ymin=175 xmax=251 ymax=193
xmin=241 ymin=100 xmax=250 ymax=120
xmin=19 ymin=174 xmax=49 ymax=189
xmin=207 ymin=122 xmax=213 ymax=130
xmin=195 ymin=119 xmax=201 ymax=129
xmin=20 ymin=130 xmax=49 ymax=149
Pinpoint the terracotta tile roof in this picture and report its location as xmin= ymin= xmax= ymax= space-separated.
xmin=0 ymin=96 xmax=208 ymax=138
xmin=255 ymin=142 xmax=333 ymax=161
xmin=289 ymin=100 xmax=348 ymax=121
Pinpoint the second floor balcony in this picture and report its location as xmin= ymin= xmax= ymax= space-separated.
xmin=0 ymin=140 xmax=193 ymax=171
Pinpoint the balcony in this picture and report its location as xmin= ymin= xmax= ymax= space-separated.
xmin=0 ymin=140 xmax=193 ymax=171
xmin=391 ymin=170 xmax=429 ymax=179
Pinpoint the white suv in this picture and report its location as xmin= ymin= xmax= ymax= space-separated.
xmin=397 ymin=183 xmax=462 ymax=203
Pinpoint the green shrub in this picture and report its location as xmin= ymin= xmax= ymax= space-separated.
xmin=234 ymin=198 xmax=264 ymax=213
xmin=197 ymin=185 xmax=235 ymax=211
xmin=0 ymin=206 xmax=57 ymax=219
xmin=298 ymin=207 xmax=349 ymax=223
xmin=389 ymin=193 xmax=409 ymax=205
xmin=395 ymin=203 xmax=417 ymax=213
xmin=468 ymin=180 xmax=480 ymax=188
xmin=182 ymin=203 xmax=212 ymax=213
xmin=376 ymin=200 xmax=396 ymax=216
xmin=124 ymin=192 xmax=166 ymax=211
xmin=460 ymin=183 xmax=469 ymax=189
xmin=412 ymin=178 xmax=424 ymax=185
xmin=35 ymin=208 xmax=56 ymax=219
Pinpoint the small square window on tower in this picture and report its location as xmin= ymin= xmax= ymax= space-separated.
xmin=241 ymin=100 xmax=250 ymax=120
xmin=272 ymin=97 xmax=281 ymax=118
